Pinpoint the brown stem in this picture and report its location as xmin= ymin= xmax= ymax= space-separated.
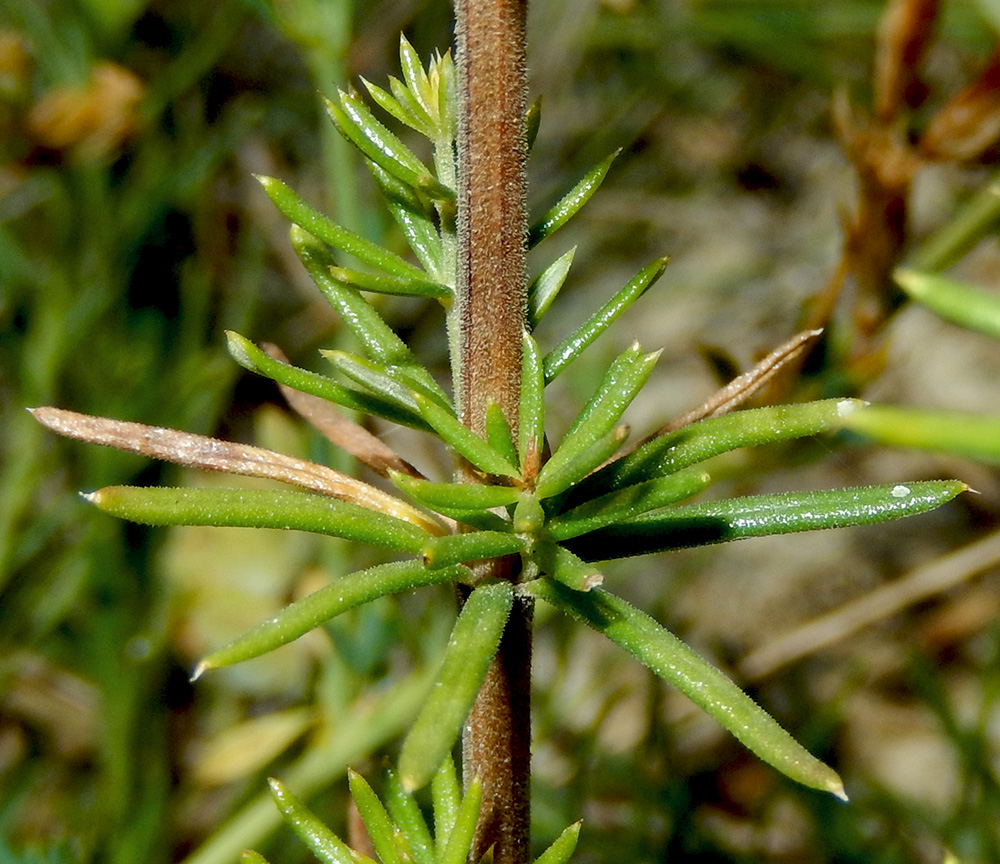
xmin=453 ymin=1 xmax=531 ymax=862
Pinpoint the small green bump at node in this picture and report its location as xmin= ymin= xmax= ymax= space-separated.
xmin=513 ymin=494 xmax=545 ymax=534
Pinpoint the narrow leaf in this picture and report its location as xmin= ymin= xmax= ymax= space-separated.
xmin=399 ymin=584 xmax=514 ymax=791
xmin=348 ymin=770 xmax=404 ymax=864
xmin=422 ymin=531 xmax=525 ymax=570
xmin=431 ymin=756 xmax=461 ymax=858
xmin=268 ymin=778 xmax=372 ymax=864
xmin=519 ymin=332 xmax=546 ymax=477
xmin=534 ymin=425 xmax=630 ymax=501
xmin=565 ymin=480 xmax=968 ymax=560
xmin=548 ymin=469 xmax=711 ymax=541
xmin=438 ymin=778 xmax=483 ymax=864
xmin=241 ymin=852 xmax=271 ymax=864
xmin=194 ymin=561 xmax=470 ymax=676
xmin=384 ymin=769 xmax=436 ymax=864
xmin=363 ymin=75 xmax=433 ymax=137
xmin=485 ymin=402 xmax=519 ymax=469
xmin=322 ymin=349 xmax=451 ymax=411
xmin=529 ymin=150 xmax=621 ymax=247
xmin=897 ymin=268 xmax=1000 ymax=341
xmin=527 ymin=582 xmax=847 ymax=799
xmin=525 ymin=98 xmax=541 ymax=149
xmin=839 ymin=404 xmax=1000 ymax=465
xmin=85 ymin=486 xmax=430 ymax=553
xmin=575 ymin=399 xmax=868 ymax=501
xmin=534 ymin=541 xmax=603 ymax=591
xmin=390 ymin=472 xmax=520 ymax=515
xmin=399 ymin=35 xmax=434 ymax=120
xmin=367 ymin=161 xmax=444 ymax=279
xmin=543 ymin=258 xmax=669 ymax=382
xmin=528 ymin=246 xmax=576 ymax=329
xmin=259 ymin=176 xmax=427 ymax=282
xmin=412 ymin=393 xmax=520 ymax=478
xmin=532 ymin=822 xmax=582 ymax=864
xmin=225 ymin=332 xmax=430 ymax=431
xmin=328 ymin=265 xmax=450 ymax=301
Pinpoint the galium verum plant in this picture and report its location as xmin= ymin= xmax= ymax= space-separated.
xmin=33 ymin=31 xmax=966 ymax=862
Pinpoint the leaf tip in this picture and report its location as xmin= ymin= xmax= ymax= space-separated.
xmin=190 ymin=660 xmax=210 ymax=682
xmin=79 ymin=490 xmax=99 ymax=505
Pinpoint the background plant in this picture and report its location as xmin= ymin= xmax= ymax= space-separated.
xmin=2 ymin=1 xmax=1000 ymax=863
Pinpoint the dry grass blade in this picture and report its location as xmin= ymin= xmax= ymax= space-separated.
xmin=30 ymin=406 xmax=445 ymax=535
xmin=739 ymin=528 xmax=1000 ymax=681
xmin=264 ymin=344 xmax=424 ymax=479
xmin=874 ymin=0 xmax=939 ymax=123
xmin=653 ymin=329 xmax=823 ymax=437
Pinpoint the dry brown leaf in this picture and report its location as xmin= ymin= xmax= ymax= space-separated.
xmin=874 ymin=0 xmax=940 ymax=123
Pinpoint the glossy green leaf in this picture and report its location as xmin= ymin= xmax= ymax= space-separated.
xmin=399 ymin=583 xmax=514 ymax=791
xmin=839 ymin=404 xmax=1000 ymax=465
xmin=431 ymin=756 xmax=461 ymax=858
xmin=525 ymin=98 xmax=541 ymax=149
xmin=225 ymin=331 xmax=430 ymax=431
xmin=321 ymin=350 xmax=421 ymax=413
xmin=384 ymin=769 xmax=435 ymax=864
xmin=536 ymin=345 xmax=658 ymax=497
xmin=412 ymin=393 xmax=520 ymax=478
xmin=363 ymin=75 xmax=434 ymax=137
xmin=259 ymin=176 xmax=427 ymax=282
xmin=534 ymin=425 xmax=629 ymax=501
xmin=565 ymin=480 xmax=968 ymax=560
xmin=86 ymin=486 xmax=429 ymax=551
xmin=548 ymin=468 xmax=711 ymax=541
xmin=485 ymin=402 xmax=520 ymax=469
xmin=528 ymin=246 xmax=576 ymax=329
xmin=326 ymin=93 xmax=454 ymax=202
xmin=399 ymin=35 xmax=434 ymax=121
xmin=534 ymin=541 xmax=603 ymax=591
xmin=268 ymin=778 xmax=370 ymax=864
xmin=519 ymin=332 xmax=546 ymax=468
xmin=533 ymin=821 xmax=582 ymax=864
xmin=367 ymin=161 xmax=444 ymax=279
xmin=193 ymin=561 xmax=470 ymax=676
xmin=512 ymin=492 xmax=545 ymax=534
xmin=574 ymin=398 xmax=867 ymax=502
xmin=390 ymin=472 xmax=521 ymax=515
xmin=438 ymin=777 xmax=483 ymax=864
xmin=328 ymin=264 xmax=450 ymax=300
xmin=348 ymin=770 xmax=404 ymax=864
xmin=527 ymin=581 xmax=847 ymax=798
xmin=543 ymin=258 xmax=669 ymax=382
xmin=423 ymin=531 xmax=525 ymax=569
xmin=897 ymin=268 xmax=1000 ymax=342
xmin=528 ymin=149 xmax=621 ymax=247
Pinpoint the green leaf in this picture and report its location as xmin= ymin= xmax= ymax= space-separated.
xmin=367 ymin=161 xmax=444 ymax=279
xmin=348 ymin=770 xmax=404 ymax=864
xmin=362 ymin=75 xmax=434 ymax=137
xmin=839 ymin=404 xmax=1000 ymax=465
xmin=896 ymin=268 xmax=1000 ymax=342
xmin=241 ymin=852 xmax=271 ymax=864
xmin=527 ymin=582 xmax=847 ymax=799
xmin=399 ymin=583 xmax=514 ymax=791
xmin=528 ymin=246 xmax=576 ymax=329
xmin=534 ymin=426 xmax=629 ymax=501
xmin=85 ymin=486 xmax=430 ymax=552
xmin=326 ymin=93 xmax=454 ymax=202
xmin=431 ymin=756 xmax=461 ymax=858
xmin=438 ymin=777 xmax=483 ymax=864
xmin=390 ymin=472 xmax=521 ymax=515
xmin=519 ymin=332 xmax=546 ymax=469
xmin=533 ymin=822 xmax=582 ymax=864
xmin=193 ymin=561 xmax=470 ymax=676
xmin=574 ymin=399 xmax=868 ymax=501
xmin=259 ymin=176 xmax=428 ymax=282
xmin=399 ymin=34 xmax=434 ymax=121
xmin=321 ymin=350 xmax=427 ymax=414
xmin=423 ymin=531 xmax=525 ymax=569
xmin=534 ymin=541 xmax=603 ymax=591
xmin=328 ymin=264 xmax=450 ymax=301
xmin=525 ymin=98 xmax=541 ymax=149
xmin=528 ymin=149 xmax=621 ymax=246
xmin=268 ymin=778 xmax=371 ymax=864
xmin=565 ymin=480 xmax=968 ymax=560
xmin=547 ymin=468 xmax=711 ymax=541
xmin=543 ymin=258 xmax=669 ymax=382
xmin=485 ymin=402 xmax=520 ymax=469
xmin=384 ymin=769 xmax=436 ymax=864
xmin=225 ymin=331 xmax=431 ymax=431
xmin=412 ymin=393 xmax=520 ymax=478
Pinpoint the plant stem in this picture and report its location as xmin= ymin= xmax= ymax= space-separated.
xmin=453 ymin=1 xmax=531 ymax=862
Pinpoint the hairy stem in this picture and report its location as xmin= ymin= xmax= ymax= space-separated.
xmin=453 ymin=1 xmax=531 ymax=862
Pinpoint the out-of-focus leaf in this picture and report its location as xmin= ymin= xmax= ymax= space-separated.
xmin=896 ymin=268 xmax=1000 ymax=341
xmin=268 ymin=778 xmax=372 ymax=864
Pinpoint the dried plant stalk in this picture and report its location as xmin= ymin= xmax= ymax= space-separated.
xmin=30 ymin=407 xmax=444 ymax=534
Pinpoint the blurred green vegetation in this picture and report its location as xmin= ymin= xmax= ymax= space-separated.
xmin=1 ymin=1 xmax=999 ymax=863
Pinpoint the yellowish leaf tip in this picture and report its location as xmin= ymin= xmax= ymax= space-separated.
xmin=190 ymin=660 xmax=209 ymax=682
xmin=79 ymin=491 xmax=98 ymax=504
